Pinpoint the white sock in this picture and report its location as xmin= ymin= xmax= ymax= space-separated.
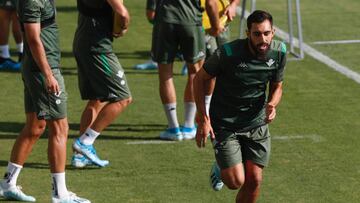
xmin=205 ymin=95 xmax=212 ymax=116
xmin=2 ymin=162 xmax=22 ymax=188
xmin=16 ymin=42 xmax=23 ymax=54
xmin=79 ymin=128 xmax=100 ymax=145
xmin=51 ymin=173 xmax=68 ymax=198
xmin=163 ymin=103 xmax=179 ymax=129
xmin=184 ymin=102 xmax=196 ymax=128
xmin=0 ymin=45 xmax=10 ymax=58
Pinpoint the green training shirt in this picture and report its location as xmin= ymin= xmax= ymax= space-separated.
xmin=17 ymin=0 xmax=60 ymax=71
xmin=204 ymin=38 xmax=286 ymax=131
xmin=73 ymin=0 xmax=113 ymax=54
xmin=155 ymin=0 xmax=202 ymax=25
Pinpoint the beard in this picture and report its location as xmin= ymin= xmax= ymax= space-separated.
xmin=249 ymin=38 xmax=271 ymax=60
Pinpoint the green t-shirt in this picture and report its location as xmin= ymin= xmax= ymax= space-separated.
xmin=17 ymin=0 xmax=60 ymax=71
xmin=155 ymin=0 xmax=202 ymax=25
xmin=204 ymin=39 xmax=286 ymax=131
xmin=73 ymin=0 xmax=113 ymax=54
xmin=146 ymin=0 xmax=156 ymax=10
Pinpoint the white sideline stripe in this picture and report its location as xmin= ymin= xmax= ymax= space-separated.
xmin=236 ymin=8 xmax=360 ymax=84
xmin=311 ymin=40 xmax=360 ymax=45
xmin=0 ymin=132 xmax=18 ymax=136
xmin=126 ymin=140 xmax=177 ymax=145
xmin=272 ymin=134 xmax=324 ymax=142
xmin=125 ymin=134 xmax=324 ymax=145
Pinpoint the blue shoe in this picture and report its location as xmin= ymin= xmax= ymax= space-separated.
xmin=0 ymin=58 xmax=21 ymax=71
xmin=71 ymin=153 xmax=93 ymax=168
xmin=0 ymin=181 xmax=36 ymax=202
xmin=73 ymin=139 xmax=109 ymax=167
xmin=52 ymin=191 xmax=90 ymax=203
xmin=181 ymin=126 xmax=197 ymax=140
xmin=181 ymin=64 xmax=188 ymax=75
xmin=210 ymin=162 xmax=224 ymax=191
xmin=159 ymin=127 xmax=183 ymax=141
xmin=134 ymin=61 xmax=157 ymax=70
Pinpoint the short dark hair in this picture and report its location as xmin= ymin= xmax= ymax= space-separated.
xmin=247 ymin=10 xmax=273 ymax=30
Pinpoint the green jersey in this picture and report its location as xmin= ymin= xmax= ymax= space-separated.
xmin=155 ymin=0 xmax=202 ymax=25
xmin=17 ymin=0 xmax=60 ymax=71
xmin=73 ymin=0 xmax=113 ymax=54
xmin=204 ymin=39 xmax=286 ymax=131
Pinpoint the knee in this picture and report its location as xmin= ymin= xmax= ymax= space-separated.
xmin=29 ymin=122 xmax=46 ymax=138
xmin=245 ymin=174 xmax=263 ymax=190
xmin=224 ymin=176 xmax=245 ymax=190
xmin=118 ymin=97 xmax=132 ymax=107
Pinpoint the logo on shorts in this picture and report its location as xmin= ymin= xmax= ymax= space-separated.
xmin=55 ymin=99 xmax=61 ymax=105
xmin=108 ymin=93 xmax=117 ymax=98
xmin=38 ymin=110 xmax=47 ymax=118
xmin=195 ymin=51 xmax=205 ymax=59
xmin=116 ymin=70 xmax=124 ymax=79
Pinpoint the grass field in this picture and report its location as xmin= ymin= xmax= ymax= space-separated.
xmin=1 ymin=0 xmax=360 ymax=202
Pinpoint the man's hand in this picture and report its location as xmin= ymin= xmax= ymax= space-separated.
xmin=224 ymin=2 xmax=237 ymax=21
xmin=196 ymin=117 xmax=215 ymax=148
xmin=265 ymin=103 xmax=276 ymax=123
xmin=209 ymin=24 xmax=225 ymax=37
xmin=45 ymin=74 xmax=60 ymax=95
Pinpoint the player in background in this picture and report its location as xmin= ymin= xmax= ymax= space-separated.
xmin=71 ymin=0 xmax=132 ymax=168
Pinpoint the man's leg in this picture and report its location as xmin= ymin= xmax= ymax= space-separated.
xmin=47 ymin=118 xmax=90 ymax=203
xmin=0 ymin=112 xmax=45 ymax=202
xmin=90 ymin=98 xmax=132 ymax=133
xmin=158 ymin=63 xmax=182 ymax=140
xmin=79 ymin=100 xmax=107 ymax=135
xmin=0 ymin=9 xmax=20 ymax=70
xmin=182 ymin=60 xmax=204 ymax=140
xmin=11 ymin=11 xmax=23 ymax=62
xmin=236 ymin=160 xmax=264 ymax=203
xmin=73 ymin=98 xmax=131 ymax=167
xmin=0 ymin=9 xmax=11 ymax=59
xmin=220 ymin=163 xmax=245 ymax=190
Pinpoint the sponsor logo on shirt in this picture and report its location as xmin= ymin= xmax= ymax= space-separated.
xmin=237 ymin=62 xmax=247 ymax=68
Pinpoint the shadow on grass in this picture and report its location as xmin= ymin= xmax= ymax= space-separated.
xmin=0 ymin=122 xmax=165 ymax=140
xmin=0 ymin=160 xmax=103 ymax=171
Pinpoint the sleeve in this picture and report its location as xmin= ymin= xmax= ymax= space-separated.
xmin=20 ymin=0 xmax=41 ymax=23
xmin=272 ymin=42 xmax=287 ymax=82
xmin=146 ymin=0 xmax=156 ymax=11
xmin=203 ymin=48 xmax=223 ymax=77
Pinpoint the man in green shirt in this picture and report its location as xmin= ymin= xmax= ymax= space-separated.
xmin=0 ymin=0 xmax=90 ymax=202
xmin=152 ymin=0 xmax=223 ymax=141
xmin=194 ymin=10 xmax=286 ymax=202
xmin=0 ymin=0 xmax=22 ymax=70
xmin=71 ymin=0 xmax=132 ymax=168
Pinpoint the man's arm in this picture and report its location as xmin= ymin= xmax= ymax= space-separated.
xmin=24 ymin=23 xmax=59 ymax=94
xmin=266 ymin=81 xmax=283 ymax=123
xmin=205 ymin=0 xmax=223 ymax=36
xmin=108 ymin=0 xmax=130 ymax=37
xmin=194 ymin=68 xmax=216 ymax=148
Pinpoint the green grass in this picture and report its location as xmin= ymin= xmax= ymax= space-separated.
xmin=1 ymin=0 xmax=360 ymax=202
